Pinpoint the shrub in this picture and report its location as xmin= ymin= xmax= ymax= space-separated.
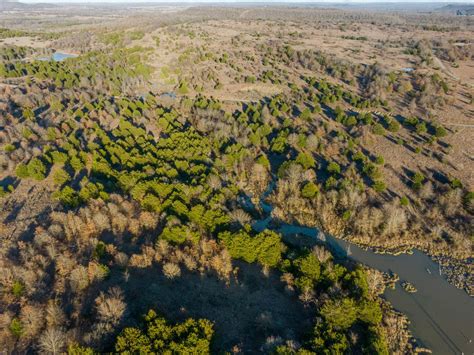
xmin=412 ymin=172 xmax=425 ymax=190
xmin=416 ymin=122 xmax=427 ymax=134
xmin=450 ymin=178 xmax=462 ymax=189
xmin=15 ymin=163 xmax=29 ymax=178
xmin=115 ymin=310 xmax=214 ymax=353
xmin=344 ymin=115 xmax=357 ymax=127
xmin=400 ymin=196 xmax=409 ymax=206
xmin=296 ymin=152 xmax=316 ymax=170
xmin=27 ymin=158 xmax=47 ymax=180
xmin=300 ymin=107 xmax=311 ymax=121
xmin=373 ymin=180 xmax=386 ymax=193
xmin=245 ymin=76 xmax=256 ymax=83
xmin=387 ymin=120 xmax=400 ymax=133
xmin=320 ymin=298 xmax=357 ymax=330
xmin=301 ymin=182 xmax=319 ymax=198
xmin=12 ymin=280 xmax=24 ymax=298
xmin=327 ymin=162 xmax=341 ymax=175
xmin=219 ymin=230 xmax=283 ymax=267
xmin=160 ymin=225 xmax=196 ymax=245
xmin=358 ymin=300 xmax=383 ymax=325
xmin=435 ymin=125 xmax=447 ymax=138
xmin=375 ymin=156 xmax=385 ymax=165
xmin=53 ymin=168 xmax=71 ymax=186
xmin=464 ymin=191 xmax=474 ymax=206
xmin=363 ymin=162 xmax=381 ymax=180
xmin=4 ymin=144 xmax=15 ymax=152
xmin=404 ymin=116 xmax=419 ymax=127
xmin=54 ymin=186 xmax=81 ymax=207
xmin=162 ymin=262 xmax=181 ymax=279
xmin=22 ymin=107 xmax=34 ymax=120
xmin=9 ymin=318 xmax=23 ymax=337
xmin=178 ymin=81 xmax=189 ymax=95
xmin=372 ymin=123 xmax=385 ymax=135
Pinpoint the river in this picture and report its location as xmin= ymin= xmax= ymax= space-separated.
xmin=248 ymin=187 xmax=474 ymax=354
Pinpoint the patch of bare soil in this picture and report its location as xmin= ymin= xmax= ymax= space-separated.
xmin=0 ymin=36 xmax=51 ymax=48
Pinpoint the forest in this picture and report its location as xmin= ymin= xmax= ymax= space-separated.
xmin=0 ymin=2 xmax=472 ymax=354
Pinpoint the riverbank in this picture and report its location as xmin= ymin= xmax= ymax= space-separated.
xmin=248 ymin=186 xmax=474 ymax=354
xmin=335 ymin=234 xmax=473 ymax=296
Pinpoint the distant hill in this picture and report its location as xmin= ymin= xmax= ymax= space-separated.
xmin=0 ymin=0 xmax=57 ymax=11
xmin=436 ymin=4 xmax=474 ymax=15
xmin=0 ymin=0 xmax=23 ymax=10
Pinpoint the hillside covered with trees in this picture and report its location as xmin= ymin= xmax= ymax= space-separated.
xmin=0 ymin=3 xmax=472 ymax=354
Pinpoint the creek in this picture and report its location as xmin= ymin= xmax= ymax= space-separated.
xmin=247 ymin=183 xmax=473 ymax=354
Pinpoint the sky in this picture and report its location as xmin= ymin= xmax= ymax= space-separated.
xmin=17 ymin=0 xmax=474 ymax=3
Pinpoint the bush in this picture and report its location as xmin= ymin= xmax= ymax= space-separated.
xmin=412 ymin=172 xmax=425 ymax=190
xmin=9 ymin=318 xmax=23 ymax=337
xmin=375 ymin=156 xmax=384 ymax=165
xmin=178 ymin=81 xmax=189 ymax=95
xmin=404 ymin=116 xmax=419 ymax=127
xmin=27 ymin=158 xmax=47 ymax=180
xmin=15 ymin=163 xmax=29 ymax=178
xmin=450 ymin=178 xmax=462 ymax=189
xmin=115 ymin=310 xmax=214 ymax=353
xmin=372 ymin=123 xmax=385 ymax=135
xmin=400 ymin=196 xmax=409 ymax=206
xmin=219 ymin=229 xmax=283 ymax=267
xmin=301 ymin=182 xmax=319 ymax=198
xmin=372 ymin=180 xmax=386 ymax=193
xmin=4 ymin=144 xmax=15 ymax=152
xmin=12 ymin=280 xmax=24 ymax=298
xmin=296 ymin=253 xmax=321 ymax=281
xmin=54 ymin=186 xmax=81 ymax=207
xmin=344 ymin=115 xmax=358 ymax=127
xmin=300 ymin=107 xmax=311 ymax=121
xmin=160 ymin=225 xmax=188 ymax=245
xmin=162 ymin=263 xmax=181 ymax=279
xmin=416 ymin=122 xmax=427 ymax=134
xmin=387 ymin=120 xmax=400 ymax=133
xmin=53 ymin=168 xmax=71 ymax=186
xmin=358 ymin=300 xmax=383 ymax=325
xmin=435 ymin=125 xmax=447 ymax=138
xmin=327 ymin=162 xmax=341 ymax=175
xmin=320 ymin=298 xmax=357 ymax=330
xmin=296 ymin=152 xmax=316 ymax=170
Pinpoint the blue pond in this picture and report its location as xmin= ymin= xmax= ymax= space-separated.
xmin=38 ymin=52 xmax=78 ymax=62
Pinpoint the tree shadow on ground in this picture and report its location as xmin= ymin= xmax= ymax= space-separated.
xmin=108 ymin=261 xmax=313 ymax=353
